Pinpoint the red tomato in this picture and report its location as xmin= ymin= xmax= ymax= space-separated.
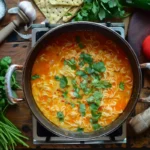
xmin=142 ymin=35 xmax=150 ymax=60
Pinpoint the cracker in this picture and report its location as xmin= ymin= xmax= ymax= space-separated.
xmin=49 ymin=0 xmax=83 ymax=6
xmin=63 ymin=6 xmax=80 ymax=22
xmin=33 ymin=0 xmax=71 ymax=23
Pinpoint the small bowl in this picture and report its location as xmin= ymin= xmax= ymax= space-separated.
xmin=0 ymin=0 xmax=7 ymax=21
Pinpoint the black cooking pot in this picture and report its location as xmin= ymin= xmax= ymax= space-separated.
xmin=5 ymin=22 xmax=144 ymax=141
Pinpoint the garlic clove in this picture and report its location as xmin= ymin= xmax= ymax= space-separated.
xmin=18 ymin=1 xmax=36 ymax=22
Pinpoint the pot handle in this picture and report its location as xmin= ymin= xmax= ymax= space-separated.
xmin=5 ymin=64 xmax=24 ymax=104
xmin=129 ymin=63 xmax=150 ymax=134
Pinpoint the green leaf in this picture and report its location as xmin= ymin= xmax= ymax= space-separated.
xmin=91 ymin=112 xmax=102 ymax=123
xmin=92 ymin=123 xmax=101 ymax=130
xmin=119 ymin=82 xmax=125 ymax=90
xmin=92 ymin=62 xmax=106 ymax=73
xmin=72 ymin=79 xmax=77 ymax=88
xmin=80 ymin=52 xmax=93 ymax=65
xmin=31 ymin=74 xmax=40 ymax=80
xmin=80 ymin=80 xmax=87 ymax=91
xmin=81 ymin=10 xmax=88 ymax=17
xmin=70 ymin=102 xmax=75 ymax=108
xmin=108 ymin=0 xmax=117 ymax=8
xmin=93 ymin=91 xmax=103 ymax=100
xmin=64 ymin=58 xmax=76 ymax=70
xmin=62 ymin=91 xmax=68 ymax=98
xmin=55 ymin=76 xmax=68 ymax=88
xmin=101 ymin=0 xmax=109 ymax=3
xmin=98 ymin=8 xmax=106 ymax=20
xmin=78 ymin=43 xmax=85 ymax=49
xmin=57 ymin=112 xmax=64 ymax=122
xmin=79 ymin=103 xmax=86 ymax=117
xmin=79 ymin=61 xmax=85 ymax=67
xmin=73 ymin=87 xmax=82 ymax=99
xmin=77 ymin=127 xmax=84 ymax=132
xmin=0 ymin=56 xmax=11 ymax=68
xmin=92 ymin=1 xmax=99 ymax=14
xmin=84 ymin=67 xmax=94 ymax=74
xmin=92 ymin=80 xmax=112 ymax=89
xmin=76 ymin=70 xmax=87 ymax=78
xmin=75 ymin=36 xmax=85 ymax=49
xmin=87 ymin=91 xmax=103 ymax=106
xmin=90 ymin=103 xmax=99 ymax=112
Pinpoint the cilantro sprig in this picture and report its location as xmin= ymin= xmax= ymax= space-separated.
xmin=74 ymin=0 xmax=129 ymax=21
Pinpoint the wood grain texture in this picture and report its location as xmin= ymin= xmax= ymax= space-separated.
xmin=1 ymin=0 xmax=150 ymax=149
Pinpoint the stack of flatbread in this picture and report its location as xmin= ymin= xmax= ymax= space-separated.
xmin=33 ymin=0 xmax=83 ymax=23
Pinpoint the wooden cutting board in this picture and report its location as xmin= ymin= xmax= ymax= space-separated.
xmin=127 ymin=10 xmax=150 ymax=63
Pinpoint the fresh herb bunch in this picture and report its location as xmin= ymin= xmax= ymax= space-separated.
xmin=0 ymin=56 xmax=29 ymax=150
xmin=74 ymin=0 xmax=129 ymax=21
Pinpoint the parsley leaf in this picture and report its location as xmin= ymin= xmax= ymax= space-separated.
xmin=75 ymin=36 xmax=85 ymax=49
xmin=57 ymin=112 xmax=64 ymax=122
xmin=0 ymin=56 xmax=11 ymax=68
xmin=76 ymin=70 xmax=88 ymax=79
xmin=80 ymin=52 xmax=93 ymax=65
xmin=73 ymin=87 xmax=82 ymax=98
xmin=84 ymin=67 xmax=95 ymax=74
xmin=70 ymin=102 xmax=75 ymax=108
xmin=87 ymin=91 xmax=103 ymax=106
xmin=64 ymin=58 xmax=76 ymax=70
xmin=62 ymin=91 xmax=68 ymax=98
xmin=31 ymin=74 xmax=40 ymax=80
xmin=91 ymin=111 xmax=102 ymax=123
xmin=92 ymin=62 xmax=106 ymax=73
xmin=92 ymin=123 xmax=101 ymax=130
xmin=119 ymin=82 xmax=125 ymax=90
xmin=77 ymin=127 xmax=84 ymax=132
xmin=92 ymin=80 xmax=112 ymax=89
xmin=79 ymin=103 xmax=86 ymax=117
xmin=55 ymin=76 xmax=68 ymax=88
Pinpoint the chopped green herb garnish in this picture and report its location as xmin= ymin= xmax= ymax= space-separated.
xmin=75 ymin=36 xmax=85 ymax=49
xmin=92 ymin=123 xmax=101 ymax=130
xmin=92 ymin=80 xmax=112 ymax=89
xmin=31 ymin=74 xmax=40 ymax=80
xmin=84 ymin=67 xmax=94 ymax=74
xmin=77 ymin=127 xmax=84 ymax=132
xmin=64 ymin=58 xmax=76 ymax=70
xmin=79 ymin=60 xmax=85 ymax=67
xmin=87 ymin=91 xmax=102 ymax=106
xmin=62 ymin=91 xmax=68 ymax=98
xmin=79 ymin=103 xmax=86 ymax=117
xmin=57 ymin=112 xmax=64 ymax=122
xmin=70 ymin=102 xmax=75 ymax=108
xmin=119 ymin=82 xmax=125 ymax=90
xmin=76 ymin=70 xmax=88 ymax=79
xmin=92 ymin=62 xmax=106 ymax=73
xmin=55 ymin=76 xmax=68 ymax=88
xmin=80 ymin=80 xmax=87 ymax=91
xmin=73 ymin=87 xmax=82 ymax=98
xmin=91 ymin=112 xmax=102 ymax=123
xmin=80 ymin=52 xmax=93 ymax=65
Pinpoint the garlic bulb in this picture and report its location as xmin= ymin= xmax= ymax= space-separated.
xmin=18 ymin=1 xmax=36 ymax=22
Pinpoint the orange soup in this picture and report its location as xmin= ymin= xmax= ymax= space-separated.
xmin=31 ymin=31 xmax=133 ymax=132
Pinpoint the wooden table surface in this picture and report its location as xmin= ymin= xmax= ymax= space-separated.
xmin=1 ymin=0 xmax=150 ymax=149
